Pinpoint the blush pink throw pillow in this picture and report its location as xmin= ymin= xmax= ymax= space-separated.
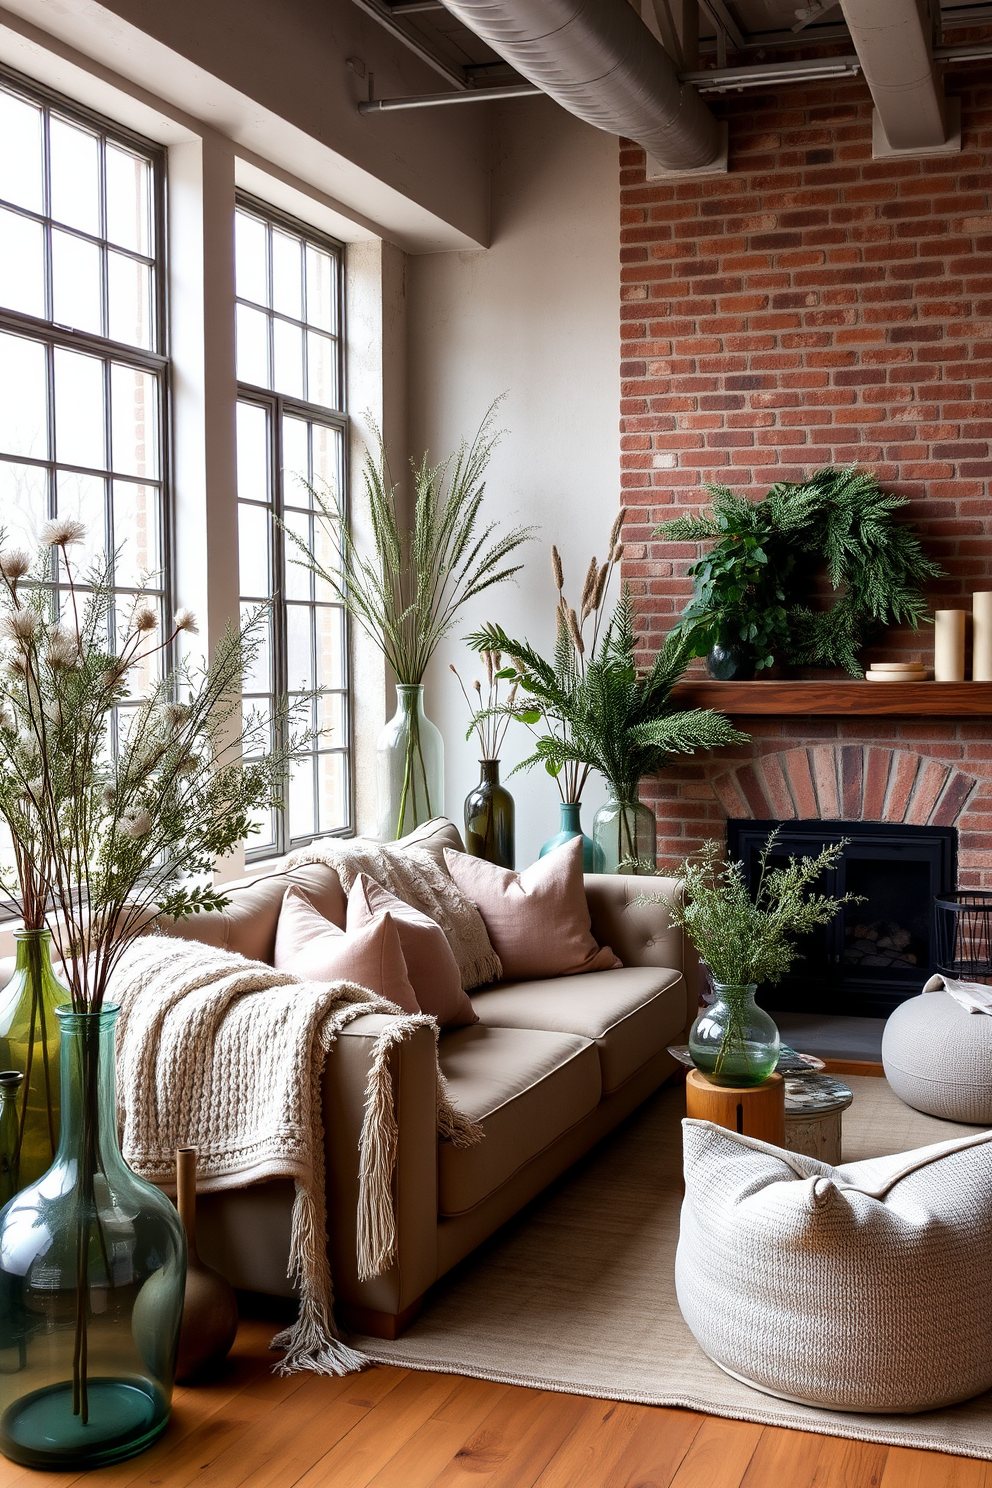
xmin=347 ymin=874 xmax=478 ymax=1028
xmin=274 ymin=886 xmax=419 ymax=1015
xmin=444 ymin=836 xmax=621 ymax=981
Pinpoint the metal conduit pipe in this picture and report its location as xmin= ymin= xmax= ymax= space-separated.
xmin=438 ymin=0 xmax=723 ymax=172
xmin=840 ymin=0 xmax=949 ymax=150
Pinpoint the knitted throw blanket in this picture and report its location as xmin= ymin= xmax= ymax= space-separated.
xmin=111 ymin=935 xmax=481 ymax=1376
xmin=288 ymin=836 xmax=502 ymax=991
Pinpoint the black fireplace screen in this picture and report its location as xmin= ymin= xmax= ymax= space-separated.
xmin=726 ymin=819 xmax=956 ymax=1019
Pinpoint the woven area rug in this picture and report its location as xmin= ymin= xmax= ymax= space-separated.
xmin=358 ymin=1075 xmax=992 ymax=1460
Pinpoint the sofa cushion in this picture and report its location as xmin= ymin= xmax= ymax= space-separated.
xmin=348 ymin=874 xmax=477 ymax=1028
xmin=437 ymin=1026 xmax=601 ymax=1215
xmin=470 ymin=966 xmax=685 ymax=1094
xmin=273 ymin=887 xmax=420 ymax=1014
xmin=158 ymin=862 xmax=346 ymax=963
xmin=444 ymin=837 xmax=620 ymax=981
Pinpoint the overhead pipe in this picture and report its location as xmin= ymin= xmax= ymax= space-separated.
xmin=839 ymin=0 xmax=949 ymax=150
xmin=437 ymin=0 xmax=724 ymax=173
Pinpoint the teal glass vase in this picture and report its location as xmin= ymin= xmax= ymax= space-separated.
xmin=540 ymin=802 xmax=603 ymax=871
xmin=688 ymin=982 xmax=780 ymax=1088
xmin=464 ymin=760 xmax=515 ymax=868
xmin=0 ymin=1005 xmax=186 ymax=1469
xmin=0 ymin=928 xmax=70 ymax=1190
xmin=376 ymin=684 xmax=445 ymax=841
xmin=592 ymin=794 xmax=657 ymax=875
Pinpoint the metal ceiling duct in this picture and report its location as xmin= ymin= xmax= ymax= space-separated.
xmin=840 ymin=0 xmax=949 ymax=149
xmin=438 ymin=0 xmax=723 ymax=172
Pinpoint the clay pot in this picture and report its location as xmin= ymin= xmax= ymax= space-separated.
xmin=175 ymin=1147 xmax=239 ymax=1382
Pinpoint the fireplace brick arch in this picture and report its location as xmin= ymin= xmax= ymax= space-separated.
xmin=710 ymin=745 xmax=977 ymax=829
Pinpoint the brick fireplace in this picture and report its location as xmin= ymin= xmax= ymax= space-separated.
xmin=616 ymin=65 xmax=992 ymax=896
xmin=641 ymin=724 xmax=991 ymax=888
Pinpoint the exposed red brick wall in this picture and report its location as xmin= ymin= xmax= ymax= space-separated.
xmin=618 ymin=71 xmax=992 ymax=880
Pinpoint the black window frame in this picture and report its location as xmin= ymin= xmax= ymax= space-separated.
xmin=234 ymin=192 xmax=352 ymax=861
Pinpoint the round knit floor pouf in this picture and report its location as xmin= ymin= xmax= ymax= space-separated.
xmin=882 ymin=991 xmax=992 ymax=1123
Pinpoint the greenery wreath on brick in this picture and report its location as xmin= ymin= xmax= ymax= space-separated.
xmin=656 ymin=465 xmax=943 ymax=677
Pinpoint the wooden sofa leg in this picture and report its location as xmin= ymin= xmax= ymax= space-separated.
xmin=339 ymin=1296 xmax=423 ymax=1340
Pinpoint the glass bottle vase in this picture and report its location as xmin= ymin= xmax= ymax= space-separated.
xmin=464 ymin=760 xmax=515 ymax=869
xmin=592 ymin=795 xmax=657 ymax=875
xmin=0 ymin=928 xmax=70 ymax=1190
xmin=376 ymin=684 xmax=445 ymax=841
xmin=0 ymin=1005 xmax=186 ymax=1469
xmin=540 ymin=802 xmax=603 ymax=872
xmin=688 ymin=982 xmax=780 ymax=1088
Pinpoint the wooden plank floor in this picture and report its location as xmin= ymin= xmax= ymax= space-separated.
xmin=5 ymin=1321 xmax=988 ymax=1488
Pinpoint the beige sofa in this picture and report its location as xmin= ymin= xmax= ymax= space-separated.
xmin=12 ymin=821 xmax=696 ymax=1339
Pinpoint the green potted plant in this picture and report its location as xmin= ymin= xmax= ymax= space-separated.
xmin=468 ymin=513 xmax=747 ymax=872
xmin=658 ymin=831 xmax=858 ymax=1087
xmin=287 ymin=403 xmax=532 ymax=841
xmin=0 ymin=521 xmax=304 ymax=1469
xmin=657 ymin=466 xmax=943 ymax=678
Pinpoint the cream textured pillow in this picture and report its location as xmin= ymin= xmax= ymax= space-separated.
xmin=676 ymin=1117 xmax=992 ymax=1414
xmin=444 ymin=837 xmax=620 ymax=982
xmin=273 ymin=886 xmax=419 ymax=1015
xmin=348 ymin=874 xmax=478 ymax=1028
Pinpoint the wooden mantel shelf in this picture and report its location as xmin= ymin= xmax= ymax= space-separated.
xmin=670 ymin=680 xmax=992 ymax=716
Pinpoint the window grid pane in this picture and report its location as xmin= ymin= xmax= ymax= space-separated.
xmin=0 ymin=73 xmax=168 ymax=811
xmin=235 ymin=202 xmax=343 ymax=414
xmin=0 ymin=79 xmax=159 ymax=354
xmin=236 ymin=387 xmax=350 ymax=858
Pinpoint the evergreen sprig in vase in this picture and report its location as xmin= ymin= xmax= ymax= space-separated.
xmin=0 ymin=928 xmax=69 ymax=1190
xmin=688 ymin=983 xmax=780 ymax=1088
xmin=464 ymin=760 xmax=514 ymax=868
xmin=592 ymin=794 xmax=657 ymax=875
xmin=377 ymin=684 xmax=444 ymax=840
xmin=0 ymin=1005 xmax=186 ymax=1469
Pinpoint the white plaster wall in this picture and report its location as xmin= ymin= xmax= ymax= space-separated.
xmin=408 ymin=97 xmax=621 ymax=866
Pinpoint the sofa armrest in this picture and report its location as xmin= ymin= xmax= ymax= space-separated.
xmin=323 ymin=1013 xmax=439 ymax=1318
xmin=585 ymin=874 xmax=699 ymax=1039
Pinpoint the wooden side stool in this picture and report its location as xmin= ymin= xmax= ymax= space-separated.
xmin=685 ymin=1069 xmax=786 ymax=1146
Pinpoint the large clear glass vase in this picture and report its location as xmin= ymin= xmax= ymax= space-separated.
xmin=0 ymin=1005 xmax=186 ymax=1469
xmin=688 ymin=982 xmax=780 ymax=1088
xmin=376 ymin=684 xmax=445 ymax=841
xmin=0 ymin=929 xmax=70 ymax=1191
xmin=592 ymin=795 xmax=657 ymax=875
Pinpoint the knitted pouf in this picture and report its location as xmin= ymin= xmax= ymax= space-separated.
xmin=882 ymin=991 xmax=992 ymax=1123
xmin=676 ymin=1118 xmax=992 ymax=1413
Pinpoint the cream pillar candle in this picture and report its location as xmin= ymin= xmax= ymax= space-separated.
xmin=934 ymin=609 xmax=966 ymax=682
xmin=974 ymin=593 xmax=992 ymax=681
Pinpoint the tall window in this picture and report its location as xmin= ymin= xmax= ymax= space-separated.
xmin=0 ymin=71 xmax=168 ymax=722
xmin=235 ymin=196 xmax=350 ymax=859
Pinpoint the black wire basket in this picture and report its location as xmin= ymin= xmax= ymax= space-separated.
xmin=933 ymin=892 xmax=992 ymax=980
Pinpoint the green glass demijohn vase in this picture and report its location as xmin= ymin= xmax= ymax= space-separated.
xmin=540 ymin=802 xmax=602 ymax=872
xmin=0 ymin=1071 xmax=24 ymax=1208
xmin=0 ymin=1004 xmax=186 ymax=1470
xmin=0 ymin=928 xmax=70 ymax=1190
xmin=464 ymin=760 xmax=515 ymax=868
xmin=376 ymin=684 xmax=444 ymax=841
xmin=592 ymin=794 xmax=657 ymax=875
xmin=688 ymin=983 xmax=780 ymax=1088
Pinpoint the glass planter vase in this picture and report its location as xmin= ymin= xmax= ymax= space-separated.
xmin=540 ymin=802 xmax=602 ymax=872
xmin=0 ymin=1005 xmax=186 ymax=1470
xmin=464 ymin=760 xmax=515 ymax=868
xmin=592 ymin=796 xmax=657 ymax=875
xmin=0 ymin=928 xmax=70 ymax=1191
xmin=376 ymin=684 xmax=445 ymax=841
xmin=688 ymin=982 xmax=780 ymax=1088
